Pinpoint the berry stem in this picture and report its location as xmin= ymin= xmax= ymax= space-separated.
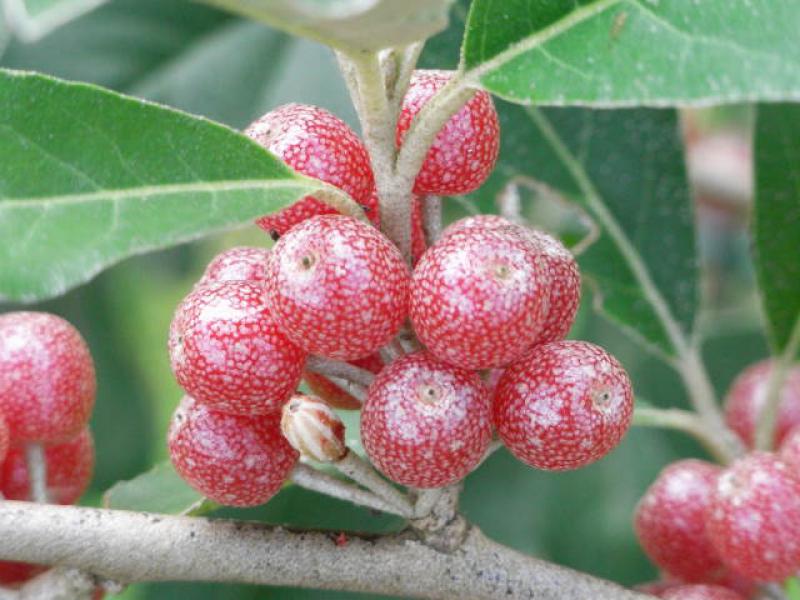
xmin=305 ymin=356 xmax=375 ymax=387
xmin=25 ymin=443 xmax=49 ymax=504
xmin=290 ymin=464 xmax=410 ymax=517
xmin=422 ymin=195 xmax=443 ymax=245
xmin=334 ymin=450 xmax=414 ymax=516
xmin=388 ymin=42 xmax=424 ymax=114
xmin=754 ymin=315 xmax=800 ymax=450
xmin=413 ymin=489 xmax=444 ymax=518
xmin=379 ymin=338 xmax=406 ymax=363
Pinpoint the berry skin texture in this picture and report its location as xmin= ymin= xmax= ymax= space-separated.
xmin=304 ymin=353 xmax=384 ymax=410
xmin=168 ymin=396 xmax=298 ymax=507
xmin=1 ymin=427 xmax=94 ymax=504
xmin=199 ymin=246 xmax=271 ymax=285
xmin=360 ymin=352 xmax=492 ymax=488
xmin=0 ymin=414 xmax=8 ymax=464
xmin=281 ymin=394 xmax=347 ymax=462
xmin=410 ymin=226 xmax=550 ymax=370
xmin=660 ymin=585 xmax=745 ymax=600
xmin=778 ymin=425 xmax=800 ymax=467
xmin=723 ymin=359 xmax=800 ymax=448
xmin=169 ymin=281 xmax=306 ymax=415
xmin=0 ymin=312 xmax=95 ymax=444
xmin=266 ymin=215 xmax=410 ymax=361
xmin=706 ymin=452 xmax=800 ymax=582
xmin=493 ymin=341 xmax=633 ymax=471
xmin=0 ymin=562 xmax=46 ymax=586
xmin=245 ymin=104 xmax=377 ymax=236
xmin=396 ymin=70 xmax=499 ymax=196
xmin=634 ymin=459 xmax=725 ymax=582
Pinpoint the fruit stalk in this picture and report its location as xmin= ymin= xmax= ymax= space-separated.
xmin=24 ymin=443 xmax=49 ymax=504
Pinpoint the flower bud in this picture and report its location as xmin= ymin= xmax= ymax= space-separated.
xmin=281 ymin=394 xmax=347 ymax=462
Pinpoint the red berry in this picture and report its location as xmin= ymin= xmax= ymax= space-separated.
xmin=360 ymin=352 xmax=492 ymax=488
xmin=281 ymin=394 xmax=347 ymax=462
xmin=169 ymin=281 xmax=306 ymax=415
xmin=706 ymin=452 xmax=800 ymax=582
xmin=661 ymin=585 xmax=745 ymax=600
xmin=411 ymin=226 xmax=550 ymax=369
xmin=168 ymin=395 xmax=298 ymax=507
xmin=0 ymin=561 xmax=46 ymax=586
xmin=723 ymin=360 xmax=800 ymax=448
xmin=0 ymin=414 xmax=8 ymax=464
xmin=779 ymin=425 xmax=800 ymax=467
xmin=245 ymin=104 xmax=377 ymax=236
xmin=439 ymin=214 xmax=511 ymax=239
xmin=304 ymin=353 xmax=384 ymax=410
xmin=266 ymin=215 xmax=410 ymax=361
xmin=396 ymin=70 xmax=499 ymax=196
xmin=0 ymin=312 xmax=95 ymax=444
xmin=410 ymin=195 xmax=427 ymax=265
xmin=1 ymin=427 xmax=94 ymax=504
xmin=493 ymin=341 xmax=633 ymax=471
xmin=199 ymin=246 xmax=270 ymax=285
xmin=634 ymin=459 xmax=725 ymax=582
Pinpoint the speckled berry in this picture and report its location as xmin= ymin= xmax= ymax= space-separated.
xmin=266 ymin=215 xmax=410 ymax=361
xmin=706 ymin=452 xmax=800 ymax=582
xmin=304 ymin=353 xmax=384 ymax=410
xmin=661 ymin=585 xmax=745 ymax=600
xmin=410 ymin=195 xmax=427 ymax=265
xmin=723 ymin=360 xmax=800 ymax=448
xmin=493 ymin=341 xmax=633 ymax=471
xmin=1 ymin=427 xmax=94 ymax=505
xmin=0 ymin=413 xmax=8 ymax=464
xmin=396 ymin=70 xmax=499 ymax=195
xmin=361 ymin=352 xmax=492 ymax=488
xmin=0 ymin=312 xmax=95 ymax=444
xmin=0 ymin=562 xmax=46 ymax=586
xmin=168 ymin=395 xmax=297 ymax=507
xmin=199 ymin=246 xmax=270 ymax=285
xmin=411 ymin=226 xmax=550 ymax=370
xmin=281 ymin=394 xmax=347 ymax=462
xmin=169 ymin=281 xmax=306 ymax=415
xmin=439 ymin=215 xmax=512 ymax=239
xmin=246 ymin=104 xmax=377 ymax=236
xmin=634 ymin=459 xmax=725 ymax=582
xmin=779 ymin=425 xmax=800 ymax=467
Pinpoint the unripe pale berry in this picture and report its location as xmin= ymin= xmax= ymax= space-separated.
xmin=199 ymin=246 xmax=270 ymax=285
xmin=1 ymin=427 xmax=94 ymax=505
xmin=634 ymin=459 xmax=725 ymax=582
xmin=245 ymin=104 xmax=378 ymax=236
xmin=168 ymin=396 xmax=298 ymax=507
xmin=281 ymin=394 xmax=346 ymax=462
xmin=304 ymin=353 xmax=384 ymax=410
xmin=169 ymin=281 xmax=306 ymax=415
xmin=661 ymin=585 xmax=745 ymax=600
xmin=493 ymin=341 xmax=633 ymax=471
xmin=0 ymin=312 xmax=95 ymax=444
xmin=396 ymin=70 xmax=499 ymax=196
xmin=723 ymin=360 xmax=800 ymax=448
xmin=360 ymin=352 xmax=492 ymax=488
xmin=410 ymin=227 xmax=550 ymax=369
xmin=266 ymin=215 xmax=410 ymax=361
xmin=706 ymin=452 xmax=800 ymax=582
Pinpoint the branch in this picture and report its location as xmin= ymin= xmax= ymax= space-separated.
xmin=0 ymin=501 xmax=651 ymax=600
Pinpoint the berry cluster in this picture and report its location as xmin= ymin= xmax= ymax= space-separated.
xmin=166 ymin=70 xmax=633 ymax=511
xmin=634 ymin=358 xmax=800 ymax=596
xmin=0 ymin=312 xmax=96 ymax=587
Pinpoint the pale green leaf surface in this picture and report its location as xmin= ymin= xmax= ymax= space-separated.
xmin=3 ymin=0 xmax=107 ymax=41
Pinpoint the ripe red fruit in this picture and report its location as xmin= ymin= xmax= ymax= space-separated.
xmin=493 ymin=341 xmax=633 ymax=471
xmin=723 ymin=360 xmax=800 ymax=448
xmin=199 ymin=246 xmax=270 ymax=285
xmin=266 ymin=215 xmax=410 ymax=361
xmin=634 ymin=459 xmax=725 ymax=582
xmin=0 ymin=312 xmax=95 ymax=444
xmin=245 ymin=104 xmax=377 ymax=237
xmin=280 ymin=394 xmax=347 ymax=463
xmin=396 ymin=70 xmax=499 ymax=196
xmin=0 ymin=414 xmax=8 ymax=463
xmin=1 ymin=427 xmax=94 ymax=504
xmin=304 ymin=353 xmax=384 ymax=410
xmin=168 ymin=396 xmax=298 ymax=507
xmin=360 ymin=352 xmax=492 ymax=488
xmin=660 ymin=585 xmax=745 ymax=600
xmin=169 ymin=281 xmax=306 ymax=415
xmin=779 ymin=425 xmax=800 ymax=467
xmin=410 ymin=226 xmax=550 ymax=370
xmin=410 ymin=195 xmax=427 ymax=265
xmin=0 ymin=561 xmax=46 ymax=586
xmin=706 ymin=452 xmax=800 ymax=582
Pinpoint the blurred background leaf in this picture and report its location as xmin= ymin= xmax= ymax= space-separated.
xmin=2 ymin=0 xmax=106 ymax=41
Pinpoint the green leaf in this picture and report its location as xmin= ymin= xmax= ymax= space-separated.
xmin=753 ymin=104 xmax=800 ymax=353
xmin=3 ymin=0 xmax=107 ymax=41
xmin=0 ymin=69 xmax=356 ymax=303
xmin=103 ymin=461 xmax=219 ymax=516
xmin=462 ymin=0 xmax=800 ymax=106
xmin=199 ymin=0 xmax=455 ymax=50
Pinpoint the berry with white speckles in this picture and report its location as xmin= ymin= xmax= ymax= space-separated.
xmin=281 ymin=394 xmax=347 ymax=463
xmin=168 ymin=396 xmax=297 ymax=507
xmin=706 ymin=452 xmax=800 ymax=581
xmin=265 ymin=215 xmax=410 ymax=361
xmin=493 ymin=341 xmax=633 ymax=471
xmin=199 ymin=246 xmax=271 ymax=285
xmin=634 ymin=459 xmax=725 ymax=582
xmin=779 ymin=425 xmax=800 ymax=467
xmin=1 ymin=427 xmax=94 ymax=505
xmin=245 ymin=104 xmax=378 ymax=236
xmin=410 ymin=226 xmax=550 ymax=370
xmin=660 ymin=585 xmax=745 ymax=600
xmin=723 ymin=360 xmax=800 ymax=448
xmin=0 ymin=312 xmax=95 ymax=444
xmin=169 ymin=281 xmax=306 ymax=415
xmin=360 ymin=352 xmax=492 ymax=488
xmin=304 ymin=353 xmax=384 ymax=410
xmin=396 ymin=70 xmax=499 ymax=196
